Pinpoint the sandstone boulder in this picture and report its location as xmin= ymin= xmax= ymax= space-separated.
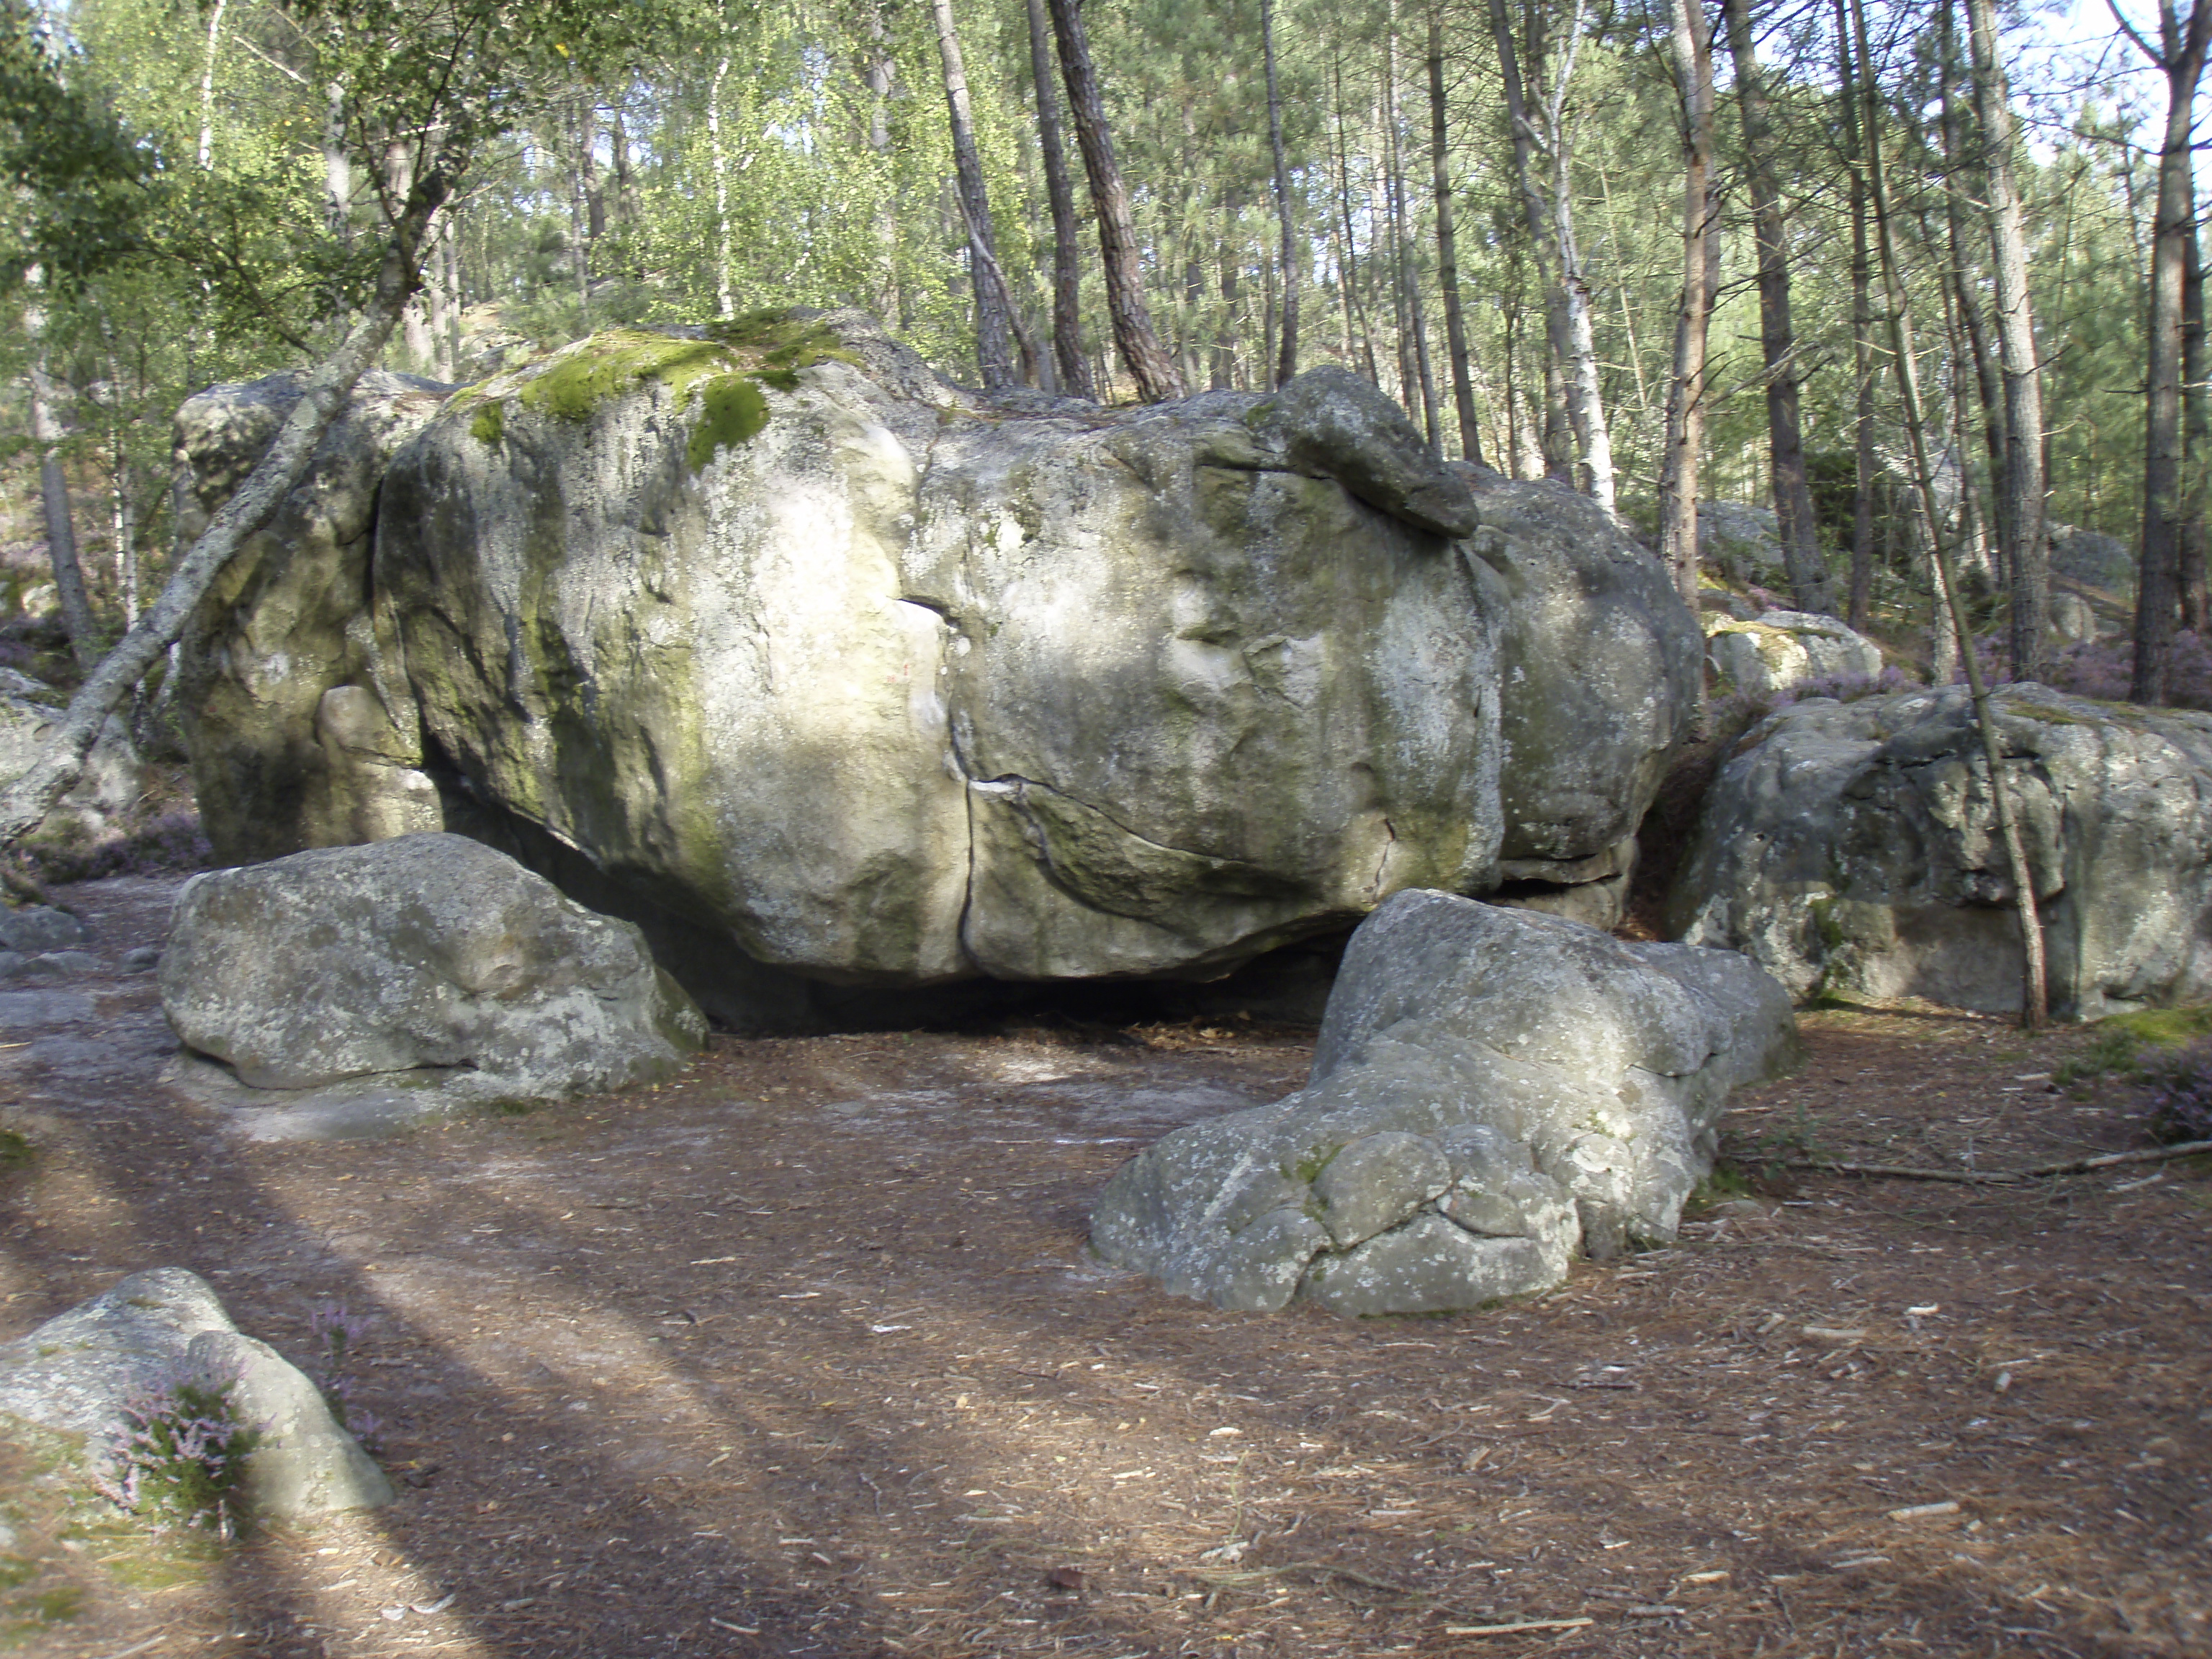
xmin=1697 ymin=500 xmax=1785 ymax=586
xmin=0 ymin=671 xmax=139 ymax=845
xmin=175 ymin=369 xmax=452 ymax=865
xmin=1704 ymin=608 xmax=1886 ymax=697
xmin=2049 ymin=522 xmax=2133 ymax=595
xmin=1090 ymin=890 xmax=1799 ymax=1315
xmin=161 ymin=832 xmax=704 ymax=1097
xmin=1667 ymin=684 xmax=2212 ymax=1017
xmin=0 ymin=1267 xmax=392 ymax=1518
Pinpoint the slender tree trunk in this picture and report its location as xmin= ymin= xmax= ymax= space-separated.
xmin=197 ymin=0 xmax=227 ymax=169
xmin=0 ymin=171 xmax=451 ymax=848
xmin=1263 ymin=0 xmax=1298 ymax=387
xmin=2181 ymin=204 xmax=2208 ymax=632
xmin=1382 ymin=14 xmax=1439 ymax=444
xmin=1215 ymin=228 xmax=1243 ymax=389
xmin=1941 ymin=19 xmax=2008 ymax=598
xmin=1837 ymin=0 xmax=1878 ymax=631
xmin=1966 ymin=0 xmax=2051 ymax=680
xmin=707 ymin=55 xmax=735 ymax=319
xmin=1025 ymin=0 xmax=1093 ymax=399
xmin=1853 ymin=0 xmax=2047 ymax=1029
xmin=1719 ymin=0 xmax=1828 ymax=613
xmin=1488 ymin=0 xmax=1574 ymax=482
xmin=1660 ymin=0 xmax=1714 ymax=611
xmin=2131 ymin=0 xmax=2211 ymax=703
xmin=932 ymin=0 xmax=1018 ymax=389
xmin=1539 ymin=1 xmax=1614 ymax=511
xmin=323 ymin=78 xmax=351 ymax=246
xmin=27 ymin=351 xmax=96 ymax=673
xmin=1429 ymin=17 xmax=1483 ymax=463
xmin=1046 ymin=0 xmax=1184 ymax=401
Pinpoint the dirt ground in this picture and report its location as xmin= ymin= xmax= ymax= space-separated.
xmin=0 ymin=875 xmax=2206 ymax=1659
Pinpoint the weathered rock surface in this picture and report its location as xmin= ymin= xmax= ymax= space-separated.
xmin=0 ymin=905 xmax=87 ymax=953
xmin=1668 ymin=684 xmax=2212 ymax=1017
xmin=1090 ymin=890 xmax=1800 ymax=1315
xmin=176 ymin=313 xmax=1699 ymax=1025
xmin=2050 ymin=522 xmax=2134 ymax=595
xmin=175 ymin=369 xmax=452 ymax=865
xmin=1704 ymin=608 xmax=1886 ymax=697
xmin=1697 ymin=500 xmax=1784 ymax=585
xmin=161 ymin=832 xmax=704 ymax=1097
xmin=0 ymin=1267 xmax=392 ymax=1517
xmin=1472 ymin=477 xmax=1702 ymax=875
xmin=0 ymin=672 xmax=139 ymax=845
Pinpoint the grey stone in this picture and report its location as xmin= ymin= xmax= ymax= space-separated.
xmin=0 ymin=953 xmax=61 ymax=981
xmin=162 ymin=1052 xmax=487 ymax=1142
xmin=2049 ymin=591 xmax=2099 ymax=645
xmin=1091 ymin=890 xmax=1801 ymax=1316
xmin=0 ymin=991 xmax=94 ymax=1033
xmin=2049 ymin=523 xmax=2133 ymax=595
xmin=122 ymin=945 xmax=161 ymax=974
xmin=1467 ymin=475 xmax=1703 ymax=866
xmin=33 ymin=951 xmax=100 ymax=975
xmin=161 ymin=832 xmax=706 ymax=1096
xmin=0 ymin=906 xmax=87 ymax=953
xmin=0 ymin=1267 xmax=392 ymax=1517
xmin=1668 ymin=683 xmax=2212 ymax=1019
xmin=1697 ymin=500 xmax=1785 ymax=585
xmin=1246 ymin=365 xmax=1478 ymax=537
xmin=174 ymin=369 xmax=452 ymax=866
xmin=1704 ymin=609 xmax=1885 ymax=697
xmin=0 ymin=686 xmax=139 ymax=846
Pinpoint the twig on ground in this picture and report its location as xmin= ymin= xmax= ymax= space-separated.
xmin=1789 ymin=1139 xmax=2212 ymax=1185
xmin=1442 ymin=1616 xmax=1596 ymax=1635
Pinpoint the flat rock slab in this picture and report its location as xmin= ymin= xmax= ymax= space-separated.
xmin=0 ymin=992 xmax=96 ymax=1034
xmin=162 ymin=1053 xmax=488 ymax=1142
xmin=0 ymin=1267 xmax=392 ymax=1518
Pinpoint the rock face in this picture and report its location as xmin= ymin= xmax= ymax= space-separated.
xmin=1090 ymin=890 xmax=1800 ymax=1315
xmin=0 ymin=670 xmax=139 ymax=845
xmin=0 ymin=1267 xmax=392 ymax=1518
xmin=2049 ymin=522 xmax=2134 ymax=595
xmin=177 ymin=313 xmax=1700 ymax=1024
xmin=1704 ymin=609 xmax=1886 ymax=697
xmin=1668 ymin=685 xmax=2212 ymax=1017
xmin=161 ymin=832 xmax=705 ymax=1095
xmin=1697 ymin=500 xmax=1784 ymax=586
xmin=175 ymin=369 xmax=453 ymax=865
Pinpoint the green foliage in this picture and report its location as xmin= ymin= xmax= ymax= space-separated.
xmin=2054 ymin=1005 xmax=2212 ymax=1087
xmin=96 ymin=1372 xmax=261 ymax=1539
xmin=684 ymin=375 xmax=768 ymax=470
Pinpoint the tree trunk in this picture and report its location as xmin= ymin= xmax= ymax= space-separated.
xmin=27 ymin=349 xmax=96 ymax=673
xmin=1025 ymin=0 xmax=1093 ymax=399
xmin=932 ymin=0 xmax=1018 ymax=389
xmin=197 ymin=0 xmax=227 ymax=169
xmin=2182 ymin=200 xmax=2208 ymax=632
xmin=1263 ymin=0 xmax=1298 ymax=387
xmin=707 ymin=55 xmax=734 ymax=319
xmin=0 ymin=171 xmax=451 ymax=849
xmin=1046 ymin=0 xmax=1184 ymax=402
xmin=1719 ymin=0 xmax=1828 ymax=613
xmin=323 ymin=78 xmax=351 ymax=246
xmin=1215 ymin=230 xmax=1242 ymax=389
xmin=1429 ymin=15 xmax=1483 ymax=463
xmin=1332 ymin=59 xmax=1381 ymax=384
xmin=1965 ymin=0 xmax=2051 ymax=681
xmin=1659 ymin=0 xmax=1714 ymax=611
xmin=1837 ymin=0 xmax=1878 ymax=632
xmin=1852 ymin=0 xmax=2047 ymax=1029
xmin=2129 ymin=0 xmax=2210 ymax=704
xmin=1382 ymin=14 xmax=1439 ymax=444
xmin=1488 ymin=0 xmax=1573 ymax=482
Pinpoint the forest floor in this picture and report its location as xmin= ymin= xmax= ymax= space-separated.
xmin=0 ymin=875 xmax=2205 ymax=1659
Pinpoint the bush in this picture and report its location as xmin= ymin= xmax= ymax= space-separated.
xmin=2139 ymin=1038 xmax=2212 ymax=1144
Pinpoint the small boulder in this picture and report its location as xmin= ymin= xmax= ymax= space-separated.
xmin=161 ymin=832 xmax=705 ymax=1098
xmin=0 ymin=1267 xmax=392 ymax=1518
xmin=1704 ymin=609 xmax=1885 ymax=697
xmin=1091 ymin=891 xmax=1799 ymax=1315
xmin=0 ymin=907 xmax=84 ymax=953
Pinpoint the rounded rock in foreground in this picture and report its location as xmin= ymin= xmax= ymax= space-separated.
xmin=161 ymin=832 xmax=706 ymax=1097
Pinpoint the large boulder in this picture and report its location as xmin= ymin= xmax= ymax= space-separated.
xmin=1667 ymin=684 xmax=2212 ymax=1018
xmin=161 ymin=832 xmax=704 ymax=1095
xmin=376 ymin=317 xmax=1503 ymax=998
xmin=0 ymin=1267 xmax=392 ymax=1519
xmin=0 ymin=669 xmax=138 ymax=845
xmin=175 ymin=368 xmax=453 ymax=865
xmin=1090 ymin=890 xmax=1799 ymax=1315
xmin=177 ymin=312 xmax=1699 ymax=1025
xmin=2049 ymin=522 xmax=2134 ymax=595
xmin=1704 ymin=608 xmax=1886 ymax=698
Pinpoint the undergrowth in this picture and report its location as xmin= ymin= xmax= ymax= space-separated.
xmin=91 ymin=1367 xmax=260 ymax=1539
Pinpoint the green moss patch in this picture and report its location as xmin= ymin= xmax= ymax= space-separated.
xmin=469 ymin=400 xmax=505 ymax=446
xmin=684 ymin=376 xmax=770 ymax=472
xmin=701 ymin=308 xmax=859 ymax=388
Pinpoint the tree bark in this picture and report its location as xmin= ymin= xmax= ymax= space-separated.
xmin=27 ymin=353 xmax=96 ymax=673
xmin=1025 ymin=0 xmax=1092 ymax=399
xmin=0 ymin=171 xmax=450 ymax=849
xmin=197 ymin=0 xmax=227 ymax=169
xmin=931 ymin=0 xmax=1017 ymax=389
xmin=707 ymin=55 xmax=734 ymax=319
xmin=1429 ymin=15 xmax=1484 ymax=463
xmin=1965 ymin=0 xmax=2051 ymax=680
xmin=1836 ymin=0 xmax=1878 ymax=632
xmin=1659 ymin=0 xmax=1715 ymax=611
xmin=1046 ymin=0 xmax=1183 ymax=401
xmin=1331 ymin=59 xmax=1381 ymax=383
xmin=1263 ymin=0 xmax=1298 ymax=387
xmin=1488 ymin=0 xmax=1574 ymax=483
xmin=1852 ymin=0 xmax=2047 ymax=1029
xmin=1719 ymin=0 xmax=1829 ymax=613
xmin=2126 ymin=0 xmax=2210 ymax=704
xmin=2182 ymin=200 xmax=2208 ymax=632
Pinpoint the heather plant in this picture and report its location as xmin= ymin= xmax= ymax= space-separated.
xmin=18 ymin=808 xmax=212 ymax=885
xmin=307 ymin=1302 xmax=384 ymax=1455
xmin=2049 ymin=630 xmax=2212 ymax=711
xmin=91 ymin=1365 xmax=260 ymax=1539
